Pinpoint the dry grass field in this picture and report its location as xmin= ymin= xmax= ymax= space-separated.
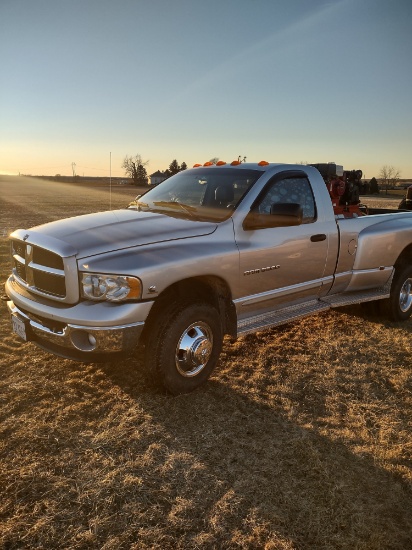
xmin=0 ymin=176 xmax=411 ymax=549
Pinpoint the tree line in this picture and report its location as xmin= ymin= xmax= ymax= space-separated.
xmin=122 ymin=154 xmax=187 ymax=186
xmin=367 ymin=166 xmax=402 ymax=195
xmin=122 ymin=154 xmax=403 ymax=195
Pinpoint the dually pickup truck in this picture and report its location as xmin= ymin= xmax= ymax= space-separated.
xmin=6 ymin=162 xmax=412 ymax=393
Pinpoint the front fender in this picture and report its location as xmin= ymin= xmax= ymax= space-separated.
xmin=78 ymin=221 xmax=239 ymax=301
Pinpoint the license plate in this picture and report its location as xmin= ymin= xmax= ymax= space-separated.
xmin=11 ymin=315 xmax=28 ymax=342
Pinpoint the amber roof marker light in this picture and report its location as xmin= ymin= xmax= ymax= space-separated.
xmin=193 ymin=160 xmax=267 ymax=168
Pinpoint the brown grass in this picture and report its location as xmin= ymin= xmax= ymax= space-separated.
xmin=0 ymin=176 xmax=411 ymax=549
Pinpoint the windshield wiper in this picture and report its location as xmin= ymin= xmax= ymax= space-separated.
xmin=151 ymin=201 xmax=198 ymax=219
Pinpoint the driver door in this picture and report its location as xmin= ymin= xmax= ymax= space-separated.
xmin=233 ymin=172 xmax=332 ymax=317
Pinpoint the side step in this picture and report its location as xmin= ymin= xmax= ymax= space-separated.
xmin=237 ymin=299 xmax=330 ymax=336
xmin=236 ymin=277 xmax=393 ymax=336
xmin=320 ymin=280 xmax=392 ymax=308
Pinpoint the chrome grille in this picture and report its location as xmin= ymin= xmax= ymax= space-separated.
xmin=14 ymin=242 xmax=26 ymax=259
xmin=15 ymin=261 xmax=26 ymax=280
xmin=32 ymin=247 xmax=64 ymax=270
xmin=32 ymin=270 xmax=66 ymax=297
xmin=12 ymin=240 xmax=66 ymax=298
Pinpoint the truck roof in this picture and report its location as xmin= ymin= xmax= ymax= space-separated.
xmin=190 ymin=162 xmax=300 ymax=172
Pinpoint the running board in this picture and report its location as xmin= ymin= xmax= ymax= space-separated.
xmin=237 ymin=280 xmax=392 ymax=335
xmin=237 ymin=299 xmax=330 ymax=335
xmin=320 ymin=277 xmax=392 ymax=308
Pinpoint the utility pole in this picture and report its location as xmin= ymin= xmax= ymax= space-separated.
xmin=71 ymin=162 xmax=76 ymax=178
xmin=109 ymin=152 xmax=112 ymax=210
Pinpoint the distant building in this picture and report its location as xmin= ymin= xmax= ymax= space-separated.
xmin=150 ymin=170 xmax=167 ymax=185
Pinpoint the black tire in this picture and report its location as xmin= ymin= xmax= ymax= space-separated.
xmin=381 ymin=265 xmax=412 ymax=321
xmin=144 ymin=302 xmax=223 ymax=395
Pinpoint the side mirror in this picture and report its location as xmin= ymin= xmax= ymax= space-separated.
xmin=127 ymin=195 xmax=141 ymax=209
xmin=243 ymin=202 xmax=303 ymax=230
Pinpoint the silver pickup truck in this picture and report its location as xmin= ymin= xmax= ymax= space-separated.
xmin=6 ymin=162 xmax=412 ymax=394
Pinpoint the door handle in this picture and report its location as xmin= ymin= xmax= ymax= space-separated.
xmin=310 ymin=234 xmax=327 ymax=242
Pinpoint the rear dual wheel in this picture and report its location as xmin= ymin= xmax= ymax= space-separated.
xmin=145 ymin=302 xmax=223 ymax=395
xmin=381 ymin=265 xmax=412 ymax=321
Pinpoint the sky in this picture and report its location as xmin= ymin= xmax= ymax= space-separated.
xmin=0 ymin=0 xmax=411 ymax=180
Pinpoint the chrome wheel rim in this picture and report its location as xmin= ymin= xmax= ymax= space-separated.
xmin=175 ymin=321 xmax=213 ymax=377
xmin=399 ymin=278 xmax=412 ymax=312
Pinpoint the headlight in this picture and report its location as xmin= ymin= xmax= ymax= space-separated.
xmin=81 ymin=273 xmax=141 ymax=302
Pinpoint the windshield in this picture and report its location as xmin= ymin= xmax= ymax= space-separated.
xmin=132 ymin=167 xmax=263 ymax=222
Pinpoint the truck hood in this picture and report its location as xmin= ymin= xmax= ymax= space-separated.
xmin=29 ymin=209 xmax=218 ymax=258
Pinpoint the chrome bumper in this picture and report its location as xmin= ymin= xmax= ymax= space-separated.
xmin=7 ymin=299 xmax=145 ymax=360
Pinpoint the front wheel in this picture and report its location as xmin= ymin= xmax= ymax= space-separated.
xmin=381 ymin=265 xmax=412 ymax=321
xmin=145 ymin=302 xmax=223 ymax=395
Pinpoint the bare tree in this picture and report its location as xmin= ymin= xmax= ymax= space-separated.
xmin=209 ymin=157 xmax=220 ymax=165
xmin=379 ymin=165 xmax=401 ymax=195
xmin=122 ymin=154 xmax=149 ymax=185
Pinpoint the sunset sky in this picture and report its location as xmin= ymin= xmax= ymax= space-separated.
xmin=1 ymin=0 xmax=411 ymax=180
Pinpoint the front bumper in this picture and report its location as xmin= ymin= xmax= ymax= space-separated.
xmin=6 ymin=276 xmax=154 ymax=362
xmin=7 ymin=300 xmax=145 ymax=361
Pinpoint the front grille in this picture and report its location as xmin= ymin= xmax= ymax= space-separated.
xmin=33 ymin=248 xmax=64 ymax=270
xmin=33 ymin=270 xmax=66 ymax=297
xmin=12 ymin=240 xmax=67 ymax=298
xmin=14 ymin=242 xmax=26 ymax=259
xmin=15 ymin=261 xmax=26 ymax=281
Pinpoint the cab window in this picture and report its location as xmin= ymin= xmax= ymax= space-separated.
xmin=257 ymin=176 xmax=316 ymax=223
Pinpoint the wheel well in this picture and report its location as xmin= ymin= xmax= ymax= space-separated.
xmin=143 ymin=276 xmax=237 ymax=341
xmin=394 ymin=244 xmax=412 ymax=271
